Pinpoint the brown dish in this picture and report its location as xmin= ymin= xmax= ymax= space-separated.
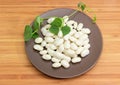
xmin=25 ymin=8 xmax=103 ymax=78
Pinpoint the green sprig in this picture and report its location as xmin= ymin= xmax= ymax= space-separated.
xmin=24 ymin=16 xmax=43 ymax=41
xmin=78 ymin=2 xmax=86 ymax=11
xmin=77 ymin=2 xmax=96 ymax=23
xmin=24 ymin=2 xmax=97 ymax=41
xmin=92 ymin=15 xmax=97 ymax=23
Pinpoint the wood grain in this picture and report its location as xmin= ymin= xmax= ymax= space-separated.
xmin=0 ymin=0 xmax=120 ymax=85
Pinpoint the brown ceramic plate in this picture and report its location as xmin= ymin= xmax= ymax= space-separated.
xmin=25 ymin=8 xmax=103 ymax=78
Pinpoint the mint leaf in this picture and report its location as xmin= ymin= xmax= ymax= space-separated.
xmin=78 ymin=2 xmax=86 ymax=11
xmin=61 ymin=25 xmax=71 ymax=36
xmin=50 ymin=17 xmax=63 ymax=27
xmin=24 ymin=25 xmax=32 ymax=41
xmin=49 ymin=26 xmax=59 ymax=35
xmin=32 ymin=33 xmax=39 ymax=39
xmin=92 ymin=15 xmax=96 ymax=23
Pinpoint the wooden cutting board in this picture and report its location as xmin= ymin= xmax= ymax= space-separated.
xmin=0 ymin=0 xmax=120 ymax=85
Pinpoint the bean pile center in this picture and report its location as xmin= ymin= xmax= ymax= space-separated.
xmin=33 ymin=16 xmax=91 ymax=68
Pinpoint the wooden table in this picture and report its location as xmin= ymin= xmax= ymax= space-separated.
xmin=0 ymin=0 xmax=120 ymax=85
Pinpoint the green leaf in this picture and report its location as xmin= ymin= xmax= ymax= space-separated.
xmin=32 ymin=33 xmax=39 ymax=39
xmin=24 ymin=25 xmax=32 ymax=41
xmin=49 ymin=17 xmax=63 ymax=35
xmin=32 ymin=16 xmax=43 ymax=31
xmin=78 ymin=2 xmax=86 ymax=11
xmin=32 ymin=20 xmax=39 ymax=31
xmin=50 ymin=17 xmax=63 ymax=27
xmin=61 ymin=25 xmax=71 ymax=36
xmin=36 ymin=16 xmax=43 ymax=25
xmin=92 ymin=15 xmax=96 ymax=23
xmin=49 ymin=26 xmax=59 ymax=35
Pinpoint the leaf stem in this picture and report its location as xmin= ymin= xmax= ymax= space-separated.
xmin=43 ymin=10 xmax=78 ymax=20
xmin=32 ymin=29 xmax=38 ymax=35
xmin=68 ymin=10 xmax=79 ymax=18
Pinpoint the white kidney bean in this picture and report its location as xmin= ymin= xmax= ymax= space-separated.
xmin=53 ymin=51 xmax=64 ymax=59
xmin=69 ymin=36 xmax=76 ymax=42
xmin=74 ymin=32 xmax=80 ymax=38
xmin=39 ymin=50 xmax=47 ymax=55
xmin=41 ymin=41 xmax=46 ymax=47
xmin=69 ymin=29 xmax=77 ymax=35
xmin=72 ymin=57 xmax=81 ymax=63
xmin=66 ymin=20 xmax=75 ymax=25
xmin=83 ymin=44 xmax=91 ymax=49
xmin=51 ymin=57 xmax=60 ymax=63
xmin=76 ymin=38 xmax=88 ymax=46
xmin=46 ymin=32 xmax=54 ymax=37
xmin=44 ymin=24 xmax=51 ymax=30
xmin=63 ymin=35 xmax=70 ymax=40
xmin=73 ymin=54 xmax=77 ymax=57
xmin=78 ymin=31 xmax=84 ymax=36
xmin=35 ymin=37 xmax=43 ymax=43
xmin=52 ymin=62 xmax=61 ymax=68
xmin=76 ymin=47 xmax=84 ymax=54
xmin=54 ymin=38 xmax=64 ymax=46
xmin=48 ymin=44 xmax=57 ymax=50
xmin=61 ymin=60 xmax=70 ymax=68
xmin=41 ymin=25 xmax=51 ymax=35
xmin=63 ymin=22 xmax=66 ymax=26
xmin=33 ymin=44 xmax=43 ymax=51
xmin=66 ymin=20 xmax=77 ymax=29
xmin=66 ymin=20 xmax=74 ymax=27
xmin=41 ymin=28 xmax=48 ymax=36
xmin=63 ymin=56 xmax=71 ymax=62
xmin=64 ymin=40 xmax=70 ymax=49
xmin=75 ymin=39 xmax=83 ymax=46
xmin=63 ymin=16 xmax=69 ymax=23
xmin=58 ymin=44 xmax=64 ymax=52
xmin=42 ymin=54 xmax=51 ymax=60
xmin=70 ymin=43 xmax=78 ymax=50
xmin=73 ymin=21 xmax=78 ymax=29
xmin=81 ymin=28 xmax=91 ymax=34
xmin=69 ymin=30 xmax=74 ymax=36
xmin=64 ymin=49 xmax=76 ymax=57
xmin=47 ymin=48 xmax=54 ymax=56
xmin=80 ymin=34 xmax=88 ymax=40
xmin=81 ymin=49 xmax=90 ymax=57
xmin=77 ymin=23 xmax=83 ymax=31
xmin=82 ymin=38 xmax=89 ymax=45
xmin=47 ymin=17 xmax=55 ymax=23
xmin=45 ymin=44 xmax=50 ymax=49
xmin=45 ymin=37 xmax=54 ymax=43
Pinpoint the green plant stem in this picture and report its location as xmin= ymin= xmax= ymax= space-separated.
xmin=43 ymin=10 xmax=78 ymax=20
xmin=43 ymin=10 xmax=79 ymax=20
xmin=32 ymin=29 xmax=38 ymax=35
xmin=68 ymin=10 xmax=79 ymax=18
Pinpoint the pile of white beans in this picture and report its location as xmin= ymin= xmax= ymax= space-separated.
xmin=33 ymin=16 xmax=91 ymax=68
